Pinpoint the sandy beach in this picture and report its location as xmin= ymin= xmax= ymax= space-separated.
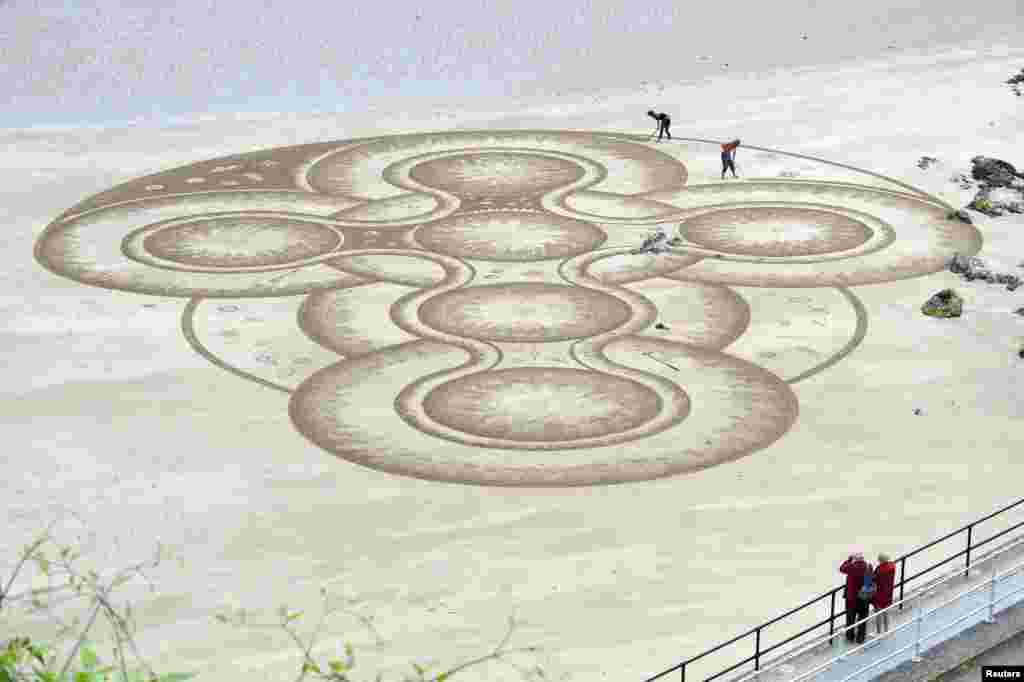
xmin=4 ymin=3 xmax=1024 ymax=680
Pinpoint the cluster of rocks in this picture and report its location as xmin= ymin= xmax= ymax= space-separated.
xmin=634 ymin=228 xmax=682 ymax=255
xmin=966 ymin=156 xmax=1024 ymax=217
xmin=950 ymin=172 xmax=976 ymax=191
xmin=948 ymin=253 xmax=1022 ymax=291
xmin=1006 ymin=68 xmax=1024 ymax=96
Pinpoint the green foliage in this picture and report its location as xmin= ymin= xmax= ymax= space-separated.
xmin=5 ymin=518 xmax=547 ymax=682
xmin=0 ymin=636 xmax=196 ymax=682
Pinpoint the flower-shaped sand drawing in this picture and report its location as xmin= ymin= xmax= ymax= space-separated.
xmin=35 ymin=131 xmax=981 ymax=486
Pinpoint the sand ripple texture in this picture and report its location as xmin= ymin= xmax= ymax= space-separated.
xmin=35 ymin=131 xmax=981 ymax=486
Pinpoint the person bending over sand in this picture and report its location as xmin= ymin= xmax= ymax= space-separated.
xmin=648 ymin=110 xmax=672 ymax=141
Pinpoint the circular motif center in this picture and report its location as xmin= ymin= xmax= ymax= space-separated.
xmin=408 ymin=152 xmax=585 ymax=204
xmin=143 ymin=216 xmax=342 ymax=268
xmin=422 ymin=368 xmax=662 ymax=442
xmin=415 ymin=211 xmax=605 ymax=261
xmin=418 ymin=283 xmax=631 ymax=342
xmin=680 ymin=207 xmax=872 ymax=257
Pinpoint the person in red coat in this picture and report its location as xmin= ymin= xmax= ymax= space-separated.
xmin=721 ymin=139 xmax=741 ymax=179
xmin=839 ymin=552 xmax=869 ymax=642
xmin=872 ymin=553 xmax=897 ymax=634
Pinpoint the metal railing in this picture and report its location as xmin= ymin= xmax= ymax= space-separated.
xmin=642 ymin=497 xmax=1024 ymax=682
xmin=789 ymin=540 xmax=1024 ymax=682
xmin=728 ymin=532 xmax=1024 ymax=681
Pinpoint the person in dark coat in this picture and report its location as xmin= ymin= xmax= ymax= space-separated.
xmin=854 ymin=559 xmax=875 ymax=643
xmin=839 ymin=552 xmax=869 ymax=643
xmin=647 ymin=110 xmax=672 ymax=141
xmin=872 ymin=553 xmax=897 ymax=634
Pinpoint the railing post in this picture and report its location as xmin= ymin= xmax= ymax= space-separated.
xmin=828 ymin=590 xmax=837 ymax=645
xmin=754 ymin=626 xmax=761 ymax=671
xmin=681 ymin=663 xmax=685 ymax=682
xmin=965 ymin=524 xmax=974 ymax=579
xmin=898 ymin=557 xmax=907 ymax=610
xmin=984 ymin=560 xmax=998 ymax=624
xmin=911 ymin=598 xmax=925 ymax=662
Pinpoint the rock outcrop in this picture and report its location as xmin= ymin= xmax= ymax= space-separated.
xmin=963 ymin=157 xmax=1024 ymax=217
xmin=921 ymin=289 xmax=963 ymax=318
xmin=948 ymin=253 xmax=1021 ymax=291
xmin=1006 ymin=68 xmax=1024 ymax=96
xmin=971 ymin=156 xmax=1022 ymax=188
xmin=634 ymin=229 xmax=682 ymax=255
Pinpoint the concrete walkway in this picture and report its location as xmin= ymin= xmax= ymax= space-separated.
xmin=930 ymin=626 xmax=1024 ymax=682
xmin=727 ymin=536 xmax=1024 ymax=682
xmin=880 ymin=600 xmax=1024 ymax=682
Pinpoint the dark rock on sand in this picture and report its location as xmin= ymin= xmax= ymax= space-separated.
xmin=922 ymin=289 xmax=963 ymax=318
xmin=957 ymin=157 xmax=1024 ymax=217
xmin=950 ymin=253 xmax=988 ymax=278
xmin=971 ymin=156 xmax=1022 ymax=188
xmin=949 ymin=253 xmax=1022 ymax=290
xmin=948 ymin=209 xmax=973 ymax=224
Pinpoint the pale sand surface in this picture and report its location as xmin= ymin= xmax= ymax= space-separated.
xmin=4 ymin=36 xmax=1024 ymax=682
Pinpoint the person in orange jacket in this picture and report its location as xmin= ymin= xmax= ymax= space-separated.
xmin=721 ymin=139 xmax=740 ymax=179
xmin=872 ymin=554 xmax=897 ymax=634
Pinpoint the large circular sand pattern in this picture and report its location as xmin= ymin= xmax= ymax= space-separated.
xmin=422 ymin=368 xmax=663 ymax=443
xmin=680 ymin=207 xmax=872 ymax=257
xmin=35 ymin=130 xmax=983 ymax=485
xmin=418 ymin=283 xmax=632 ymax=342
xmin=414 ymin=211 xmax=605 ymax=261
xmin=137 ymin=214 xmax=344 ymax=269
xmin=408 ymin=152 xmax=587 ymax=208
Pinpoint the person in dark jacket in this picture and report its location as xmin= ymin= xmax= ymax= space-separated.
xmin=855 ymin=558 xmax=875 ymax=643
xmin=872 ymin=553 xmax=897 ymax=634
xmin=840 ymin=552 xmax=869 ymax=643
xmin=648 ymin=110 xmax=672 ymax=141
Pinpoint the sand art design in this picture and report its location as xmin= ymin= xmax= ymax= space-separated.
xmin=35 ymin=131 xmax=982 ymax=486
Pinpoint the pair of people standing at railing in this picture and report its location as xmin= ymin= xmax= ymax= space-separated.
xmin=839 ymin=552 xmax=897 ymax=644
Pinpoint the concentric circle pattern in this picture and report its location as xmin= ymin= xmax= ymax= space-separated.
xmin=35 ymin=130 xmax=982 ymax=486
xmin=141 ymin=215 xmax=343 ymax=269
xmin=418 ymin=283 xmax=631 ymax=342
xmin=422 ymin=368 xmax=662 ymax=443
xmin=680 ymin=207 xmax=871 ymax=257
xmin=414 ymin=211 xmax=605 ymax=261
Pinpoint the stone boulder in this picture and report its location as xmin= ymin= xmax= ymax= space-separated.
xmin=949 ymin=253 xmax=989 ymax=279
xmin=971 ymin=156 xmax=1023 ymax=188
xmin=634 ymin=229 xmax=682 ymax=255
xmin=921 ymin=289 xmax=963 ymax=318
xmin=948 ymin=253 xmax=1021 ymax=290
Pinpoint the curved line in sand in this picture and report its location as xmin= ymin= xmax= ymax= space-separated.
xmin=603 ymin=133 xmax=956 ymax=209
xmin=784 ymin=286 xmax=869 ymax=385
xmin=181 ymin=297 xmax=293 ymax=395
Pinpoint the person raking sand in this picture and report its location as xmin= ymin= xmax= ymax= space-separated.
xmin=647 ymin=110 xmax=672 ymax=141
